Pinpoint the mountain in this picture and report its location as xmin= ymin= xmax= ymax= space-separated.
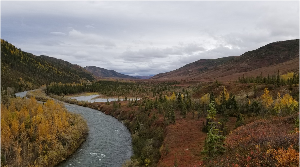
xmin=1 ymin=39 xmax=95 ymax=92
xmin=84 ymin=66 xmax=138 ymax=79
xmin=151 ymin=39 xmax=299 ymax=82
xmin=135 ymin=75 xmax=154 ymax=79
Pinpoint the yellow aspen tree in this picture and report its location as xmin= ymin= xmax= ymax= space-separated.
xmin=11 ymin=116 xmax=20 ymax=137
xmin=261 ymin=88 xmax=273 ymax=108
xmin=222 ymin=87 xmax=230 ymax=101
xmin=171 ymin=92 xmax=176 ymax=101
xmin=45 ymin=99 xmax=55 ymax=110
xmin=20 ymin=122 xmax=26 ymax=133
xmin=38 ymin=120 xmax=47 ymax=141
xmin=55 ymin=113 xmax=62 ymax=132
xmin=281 ymin=93 xmax=298 ymax=113
xmin=36 ymin=105 xmax=43 ymax=115
xmin=1 ymin=117 xmax=12 ymax=151
xmin=200 ymin=93 xmax=210 ymax=105
xmin=61 ymin=111 xmax=69 ymax=129
xmin=29 ymin=97 xmax=38 ymax=109
xmin=29 ymin=125 xmax=35 ymax=140
xmin=18 ymin=106 xmax=25 ymax=120
xmin=8 ymin=100 xmax=16 ymax=112
xmin=281 ymin=72 xmax=294 ymax=80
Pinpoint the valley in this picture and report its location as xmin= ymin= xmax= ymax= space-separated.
xmin=1 ymin=39 xmax=299 ymax=167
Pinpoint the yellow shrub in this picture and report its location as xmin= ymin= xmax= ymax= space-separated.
xmin=200 ymin=93 xmax=210 ymax=104
xmin=165 ymin=92 xmax=176 ymax=101
xmin=281 ymin=72 xmax=294 ymax=81
xmin=261 ymin=88 xmax=273 ymax=108
xmin=222 ymin=87 xmax=230 ymax=101
xmin=215 ymin=87 xmax=230 ymax=105
xmin=274 ymin=92 xmax=298 ymax=114
xmin=281 ymin=94 xmax=298 ymax=111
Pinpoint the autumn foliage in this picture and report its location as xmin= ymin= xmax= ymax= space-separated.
xmin=260 ymin=88 xmax=299 ymax=115
xmin=1 ymin=97 xmax=88 ymax=167
xmin=267 ymin=145 xmax=299 ymax=167
xmin=206 ymin=115 xmax=299 ymax=167
xmin=1 ymin=39 xmax=94 ymax=92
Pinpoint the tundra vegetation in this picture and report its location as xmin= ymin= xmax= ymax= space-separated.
xmin=44 ymin=75 xmax=299 ymax=167
xmin=1 ymin=39 xmax=299 ymax=166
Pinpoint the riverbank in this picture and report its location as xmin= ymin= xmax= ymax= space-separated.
xmin=25 ymin=89 xmax=133 ymax=166
xmin=1 ymin=95 xmax=88 ymax=167
xmin=27 ymin=89 xmax=164 ymax=166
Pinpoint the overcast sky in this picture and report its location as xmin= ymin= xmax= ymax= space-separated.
xmin=1 ymin=1 xmax=299 ymax=76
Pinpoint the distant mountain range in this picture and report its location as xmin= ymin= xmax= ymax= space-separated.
xmin=2 ymin=38 xmax=298 ymax=92
xmin=1 ymin=39 xmax=152 ymax=93
xmin=135 ymin=75 xmax=154 ymax=79
xmin=84 ymin=66 xmax=138 ymax=79
xmin=84 ymin=66 xmax=154 ymax=80
xmin=151 ymin=39 xmax=299 ymax=82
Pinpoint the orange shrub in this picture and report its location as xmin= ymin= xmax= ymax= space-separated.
xmin=207 ymin=115 xmax=299 ymax=167
xmin=267 ymin=145 xmax=299 ymax=167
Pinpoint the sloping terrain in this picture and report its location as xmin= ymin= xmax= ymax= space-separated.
xmin=84 ymin=66 xmax=138 ymax=79
xmin=1 ymin=39 xmax=95 ymax=91
xmin=152 ymin=39 xmax=299 ymax=81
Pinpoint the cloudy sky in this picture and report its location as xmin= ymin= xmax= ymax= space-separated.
xmin=1 ymin=1 xmax=299 ymax=76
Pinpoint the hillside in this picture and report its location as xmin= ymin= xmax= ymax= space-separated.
xmin=1 ymin=39 xmax=95 ymax=92
xmin=84 ymin=66 xmax=138 ymax=79
xmin=152 ymin=39 xmax=299 ymax=81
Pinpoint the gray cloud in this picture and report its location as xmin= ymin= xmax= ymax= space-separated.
xmin=121 ymin=43 xmax=206 ymax=63
xmin=50 ymin=32 xmax=66 ymax=36
xmin=1 ymin=1 xmax=298 ymax=76
xmin=68 ymin=29 xmax=116 ymax=48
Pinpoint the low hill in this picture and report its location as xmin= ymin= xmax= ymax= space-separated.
xmin=1 ymin=39 xmax=95 ymax=92
xmin=151 ymin=39 xmax=299 ymax=82
xmin=84 ymin=66 xmax=138 ymax=79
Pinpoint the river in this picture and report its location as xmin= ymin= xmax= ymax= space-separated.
xmin=15 ymin=91 xmax=132 ymax=167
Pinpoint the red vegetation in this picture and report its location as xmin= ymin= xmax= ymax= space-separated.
xmin=158 ymin=118 xmax=206 ymax=167
xmin=208 ymin=115 xmax=299 ymax=167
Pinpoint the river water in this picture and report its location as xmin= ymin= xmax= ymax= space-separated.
xmin=15 ymin=91 xmax=132 ymax=167
xmin=70 ymin=95 xmax=119 ymax=103
xmin=69 ymin=94 xmax=140 ymax=103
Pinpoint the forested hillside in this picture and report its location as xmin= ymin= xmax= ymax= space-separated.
xmin=1 ymin=39 xmax=95 ymax=92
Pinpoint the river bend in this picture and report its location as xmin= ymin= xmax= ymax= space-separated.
xmin=15 ymin=91 xmax=132 ymax=167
